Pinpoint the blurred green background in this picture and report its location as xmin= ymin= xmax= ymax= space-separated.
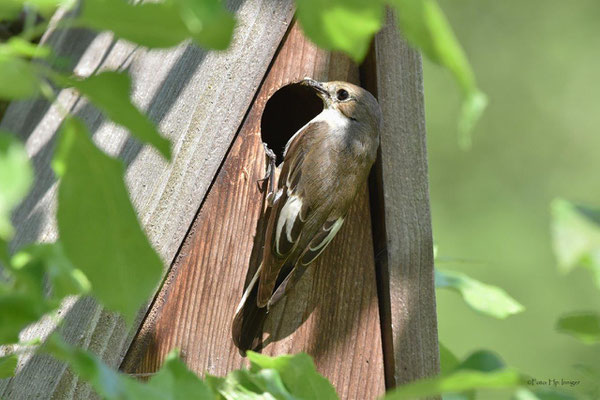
xmin=423 ymin=0 xmax=600 ymax=395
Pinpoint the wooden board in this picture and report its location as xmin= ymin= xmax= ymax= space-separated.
xmin=0 ymin=1 xmax=295 ymax=398
xmin=362 ymin=9 xmax=440 ymax=388
xmin=121 ymin=21 xmax=386 ymax=400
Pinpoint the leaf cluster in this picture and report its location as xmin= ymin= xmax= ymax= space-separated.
xmin=546 ymin=198 xmax=600 ymax=397
xmin=295 ymin=0 xmax=486 ymax=146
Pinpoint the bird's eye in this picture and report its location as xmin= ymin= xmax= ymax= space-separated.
xmin=336 ymin=89 xmax=349 ymax=101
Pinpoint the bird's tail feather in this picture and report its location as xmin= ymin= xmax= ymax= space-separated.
xmin=232 ymin=264 xmax=267 ymax=351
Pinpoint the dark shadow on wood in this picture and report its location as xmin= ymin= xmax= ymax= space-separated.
xmin=231 ymin=177 xmax=270 ymax=353
xmin=360 ymin=43 xmax=396 ymax=390
xmin=118 ymin=44 xmax=210 ymax=167
xmin=5 ymin=24 xmax=98 ymax=250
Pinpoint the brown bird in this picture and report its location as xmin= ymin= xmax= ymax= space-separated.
xmin=232 ymin=78 xmax=382 ymax=351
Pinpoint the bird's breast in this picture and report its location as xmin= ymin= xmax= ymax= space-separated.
xmin=312 ymin=108 xmax=351 ymax=133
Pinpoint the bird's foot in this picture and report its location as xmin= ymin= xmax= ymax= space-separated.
xmin=258 ymin=143 xmax=277 ymax=204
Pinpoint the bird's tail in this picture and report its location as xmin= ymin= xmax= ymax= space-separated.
xmin=232 ymin=263 xmax=267 ymax=351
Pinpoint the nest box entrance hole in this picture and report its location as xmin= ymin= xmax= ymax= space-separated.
xmin=261 ymin=82 xmax=323 ymax=164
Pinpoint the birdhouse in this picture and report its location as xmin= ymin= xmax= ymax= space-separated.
xmin=120 ymin=18 xmax=439 ymax=397
xmin=1 ymin=5 xmax=438 ymax=400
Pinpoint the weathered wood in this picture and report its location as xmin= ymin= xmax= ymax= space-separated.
xmin=363 ymin=10 xmax=440 ymax=388
xmin=0 ymin=1 xmax=295 ymax=398
xmin=121 ymin=21 xmax=386 ymax=400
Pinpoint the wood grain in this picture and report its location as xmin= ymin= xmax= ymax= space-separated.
xmin=0 ymin=1 xmax=295 ymax=398
xmin=121 ymin=21 xmax=386 ymax=400
xmin=362 ymin=9 xmax=440 ymax=389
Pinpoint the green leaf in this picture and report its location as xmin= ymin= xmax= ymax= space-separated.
xmin=0 ymin=243 xmax=88 ymax=345
xmin=147 ymin=350 xmax=214 ymax=399
xmin=0 ymin=37 xmax=52 ymax=59
xmin=457 ymin=350 xmax=505 ymax=373
xmin=78 ymin=0 xmax=189 ymax=48
xmin=438 ymin=344 xmax=472 ymax=400
xmin=295 ymin=0 xmax=385 ymax=62
xmin=439 ymin=342 xmax=460 ymax=374
xmin=0 ymin=0 xmax=22 ymax=19
xmin=0 ymin=0 xmax=73 ymax=19
xmin=439 ymin=348 xmax=506 ymax=400
xmin=555 ymin=312 xmax=600 ymax=345
xmin=61 ymin=71 xmax=171 ymax=160
xmin=9 ymin=254 xmax=46 ymax=297
xmin=53 ymin=118 xmax=163 ymax=323
xmin=45 ymin=334 xmax=156 ymax=400
xmin=251 ymin=369 xmax=298 ymax=400
xmin=0 ymin=293 xmax=49 ymax=343
xmin=211 ymin=368 xmax=295 ymax=400
xmin=0 ymin=132 xmax=33 ymax=240
xmin=247 ymin=352 xmax=338 ymax=400
xmin=550 ymin=198 xmax=600 ymax=288
xmin=204 ymin=374 xmax=225 ymax=394
xmin=30 ymin=0 xmax=76 ymax=16
xmin=77 ymin=0 xmax=234 ymax=50
xmin=390 ymin=0 xmax=487 ymax=148
xmin=0 ymin=237 xmax=9 ymax=266
xmin=12 ymin=242 xmax=91 ymax=301
xmin=382 ymin=369 xmax=524 ymax=400
xmin=435 ymin=269 xmax=524 ymax=319
xmin=0 ymin=247 xmax=54 ymax=343
xmin=458 ymin=91 xmax=487 ymax=150
xmin=0 ymin=55 xmax=41 ymax=100
xmin=174 ymin=0 xmax=235 ymax=50
xmin=0 ymin=248 xmax=56 ymax=343
xmin=47 ymin=336 xmax=213 ymax=399
xmin=0 ymin=354 xmax=18 ymax=378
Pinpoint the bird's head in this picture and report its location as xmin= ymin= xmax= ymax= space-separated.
xmin=301 ymin=78 xmax=382 ymax=137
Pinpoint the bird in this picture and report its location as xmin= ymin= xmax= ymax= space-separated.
xmin=232 ymin=78 xmax=382 ymax=351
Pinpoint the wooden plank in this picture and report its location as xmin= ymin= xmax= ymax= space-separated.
xmin=362 ymin=9 xmax=440 ymax=388
xmin=121 ymin=20 xmax=386 ymax=400
xmin=0 ymin=1 xmax=295 ymax=398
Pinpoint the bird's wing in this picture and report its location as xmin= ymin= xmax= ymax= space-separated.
xmin=256 ymin=121 xmax=327 ymax=307
xmin=267 ymin=214 xmax=345 ymax=307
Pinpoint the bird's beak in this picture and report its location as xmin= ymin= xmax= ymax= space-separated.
xmin=301 ymin=78 xmax=330 ymax=103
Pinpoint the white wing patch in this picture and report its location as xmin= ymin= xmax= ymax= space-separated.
xmin=272 ymin=188 xmax=283 ymax=204
xmin=275 ymin=194 xmax=303 ymax=255
xmin=300 ymin=217 xmax=345 ymax=266
xmin=308 ymin=218 xmax=344 ymax=252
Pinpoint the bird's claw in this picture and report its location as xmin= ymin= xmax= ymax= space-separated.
xmin=259 ymin=143 xmax=277 ymax=203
